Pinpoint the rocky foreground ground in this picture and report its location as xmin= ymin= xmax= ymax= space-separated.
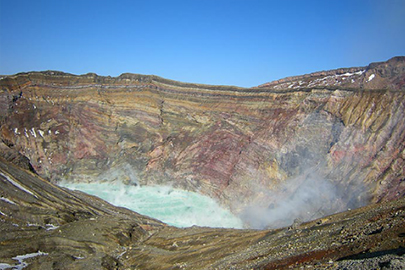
xmin=0 ymin=157 xmax=404 ymax=269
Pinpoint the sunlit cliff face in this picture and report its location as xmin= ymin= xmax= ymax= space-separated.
xmin=1 ymin=57 xmax=405 ymax=229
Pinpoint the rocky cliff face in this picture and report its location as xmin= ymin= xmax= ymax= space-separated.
xmin=1 ymin=57 xmax=405 ymax=228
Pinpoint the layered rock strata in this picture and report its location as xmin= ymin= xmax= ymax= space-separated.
xmin=0 ymin=157 xmax=404 ymax=269
xmin=257 ymin=56 xmax=405 ymax=90
xmin=1 ymin=57 xmax=405 ymax=227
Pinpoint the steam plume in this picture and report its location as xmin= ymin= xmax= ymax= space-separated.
xmin=240 ymin=169 xmax=368 ymax=229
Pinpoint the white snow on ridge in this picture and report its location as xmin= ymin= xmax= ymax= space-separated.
xmin=368 ymin=74 xmax=375 ymax=82
xmin=339 ymin=70 xmax=365 ymax=77
xmin=272 ymin=69 xmax=366 ymax=89
xmin=0 ymin=172 xmax=37 ymax=198
xmin=341 ymin=72 xmax=355 ymax=76
xmin=308 ymin=69 xmax=366 ymax=87
xmin=334 ymin=70 xmax=366 ymax=78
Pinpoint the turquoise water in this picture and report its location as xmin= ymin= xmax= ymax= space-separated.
xmin=60 ymin=182 xmax=243 ymax=228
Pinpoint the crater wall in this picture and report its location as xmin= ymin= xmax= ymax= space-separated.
xmin=1 ymin=57 xmax=405 ymax=226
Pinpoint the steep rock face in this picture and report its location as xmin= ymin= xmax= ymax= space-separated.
xmin=1 ymin=57 xmax=405 ymax=227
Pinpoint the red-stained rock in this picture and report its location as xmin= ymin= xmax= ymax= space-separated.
xmin=1 ymin=57 xmax=405 ymax=226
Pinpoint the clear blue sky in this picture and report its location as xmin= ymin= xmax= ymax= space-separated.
xmin=1 ymin=0 xmax=404 ymax=87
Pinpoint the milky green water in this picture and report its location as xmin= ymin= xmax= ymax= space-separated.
xmin=60 ymin=182 xmax=243 ymax=228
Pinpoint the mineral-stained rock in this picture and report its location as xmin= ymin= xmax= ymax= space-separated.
xmin=1 ymin=57 xmax=405 ymax=228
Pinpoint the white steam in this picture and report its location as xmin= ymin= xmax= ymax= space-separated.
xmin=240 ymin=170 xmax=366 ymax=229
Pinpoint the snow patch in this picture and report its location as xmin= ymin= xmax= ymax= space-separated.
xmin=0 ymin=263 xmax=12 ymax=269
xmin=54 ymin=130 xmax=60 ymax=135
xmin=38 ymin=130 xmax=45 ymax=138
xmin=368 ymin=74 xmax=375 ymax=82
xmin=45 ymin=224 xmax=59 ymax=230
xmin=0 ymin=172 xmax=37 ymax=198
xmin=0 ymin=210 xmax=6 ymax=216
xmin=27 ymin=223 xmax=41 ymax=227
xmin=25 ymin=223 xmax=59 ymax=230
xmin=117 ymin=249 xmax=127 ymax=258
xmin=29 ymin=128 xmax=36 ymax=138
xmin=0 ymin=197 xmax=17 ymax=205
xmin=0 ymin=251 xmax=48 ymax=270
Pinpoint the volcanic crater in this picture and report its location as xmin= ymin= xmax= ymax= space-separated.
xmin=1 ymin=57 xmax=405 ymax=269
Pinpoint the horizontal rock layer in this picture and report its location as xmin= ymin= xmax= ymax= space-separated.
xmin=1 ymin=57 xmax=405 ymax=226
